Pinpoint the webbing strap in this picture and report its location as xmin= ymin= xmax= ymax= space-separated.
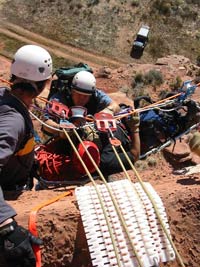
xmin=28 ymin=190 xmax=73 ymax=267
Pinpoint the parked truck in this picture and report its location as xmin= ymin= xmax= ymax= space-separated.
xmin=130 ymin=25 xmax=150 ymax=58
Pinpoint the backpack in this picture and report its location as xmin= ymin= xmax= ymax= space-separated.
xmin=48 ymin=62 xmax=93 ymax=100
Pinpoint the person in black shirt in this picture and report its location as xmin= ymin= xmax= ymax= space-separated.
xmin=0 ymin=44 xmax=53 ymax=267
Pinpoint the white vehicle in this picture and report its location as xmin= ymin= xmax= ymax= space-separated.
xmin=130 ymin=25 xmax=150 ymax=58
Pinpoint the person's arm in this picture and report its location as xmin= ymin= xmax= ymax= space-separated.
xmin=42 ymin=118 xmax=60 ymax=135
xmin=42 ymin=95 xmax=61 ymax=135
xmin=0 ymin=116 xmax=42 ymax=267
xmin=129 ymin=131 xmax=140 ymax=161
xmin=0 ymin=108 xmax=26 ymax=224
xmin=0 ymin=198 xmax=43 ymax=267
xmin=0 ymin=187 xmax=16 ymax=225
xmin=101 ymin=100 xmax=120 ymax=115
xmin=95 ymin=90 xmax=120 ymax=114
xmin=124 ymin=112 xmax=141 ymax=161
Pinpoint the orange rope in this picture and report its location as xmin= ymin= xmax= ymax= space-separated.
xmin=115 ymin=92 xmax=182 ymax=120
xmin=36 ymin=96 xmax=51 ymax=104
xmin=0 ymin=77 xmax=12 ymax=86
xmin=28 ymin=190 xmax=73 ymax=267
xmin=35 ymin=81 xmax=200 ymax=122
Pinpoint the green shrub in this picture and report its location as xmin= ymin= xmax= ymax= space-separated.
xmin=132 ymin=84 xmax=149 ymax=98
xmin=159 ymin=89 xmax=170 ymax=99
xmin=152 ymin=0 xmax=172 ymax=15
xmin=152 ymin=0 xmax=187 ymax=16
xmin=134 ymin=72 xmax=145 ymax=84
xmin=144 ymin=69 xmax=164 ymax=86
xmin=186 ymin=0 xmax=200 ymax=5
xmin=149 ymin=35 xmax=169 ymax=59
xmin=135 ymin=160 xmax=148 ymax=171
xmin=87 ymin=0 xmax=99 ymax=6
xmin=131 ymin=0 xmax=140 ymax=7
xmin=147 ymin=157 xmax=157 ymax=167
xmin=169 ymin=76 xmax=182 ymax=91
xmin=119 ymin=85 xmax=132 ymax=96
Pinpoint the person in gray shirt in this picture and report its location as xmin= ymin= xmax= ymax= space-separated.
xmin=0 ymin=44 xmax=52 ymax=267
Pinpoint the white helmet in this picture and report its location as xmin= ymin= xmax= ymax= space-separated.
xmin=72 ymin=70 xmax=96 ymax=94
xmin=11 ymin=45 xmax=52 ymax=82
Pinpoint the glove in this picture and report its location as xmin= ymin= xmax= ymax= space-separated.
xmin=0 ymin=220 xmax=43 ymax=267
xmin=189 ymin=132 xmax=200 ymax=156
xmin=84 ymin=126 xmax=102 ymax=150
xmin=125 ymin=112 xmax=140 ymax=133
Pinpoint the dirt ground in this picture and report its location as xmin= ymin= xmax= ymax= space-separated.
xmin=0 ymin=55 xmax=200 ymax=267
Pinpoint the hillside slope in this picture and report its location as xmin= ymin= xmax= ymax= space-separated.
xmin=0 ymin=0 xmax=200 ymax=64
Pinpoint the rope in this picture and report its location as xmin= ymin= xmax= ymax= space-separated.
xmin=27 ymin=80 xmax=199 ymax=266
xmin=28 ymin=190 xmax=73 ymax=267
xmin=0 ymin=77 xmax=12 ymax=86
xmin=29 ymin=110 xmax=63 ymax=133
xmin=115 ymin=92 xmax=182 ymax=120
xmin=70 ymin=128 xmax=144 ymax=267
xmin=117 ymin=143 xmax=186 ymax=267
xmin=62 ymin=128 xmax=123 ymax=267
xmin=34 ymin=91 xmax=183 ymax=124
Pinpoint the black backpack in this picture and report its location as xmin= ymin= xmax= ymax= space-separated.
xmin=48 ymin=62 xmax=93 ymax=100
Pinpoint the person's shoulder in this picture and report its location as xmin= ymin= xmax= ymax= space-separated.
xmin=0 ymin=104 xmax=24 ymax=130
xmin=95 ymin=88 xmax=104 ymax=94
xmin=95 ymin=88 xmax=109 ymax=98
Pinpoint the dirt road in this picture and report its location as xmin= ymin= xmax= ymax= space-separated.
xmin=0 ymin=21 xmax=129 ymax=69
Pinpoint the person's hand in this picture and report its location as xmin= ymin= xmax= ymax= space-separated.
xmin=189 ymin=132 xmax=200 ymax=156
xmin=101 ymin=107 xmax=114 ymax=115
xmin=84 ymin=126 xmax=102 ymax=150
xmin=59 ymin=119 xmax=75 ymax=129
xmin=0 ymin=220 xmax=43 ymax=267
xmin=125 ymin=111 xmax=140 ymax=133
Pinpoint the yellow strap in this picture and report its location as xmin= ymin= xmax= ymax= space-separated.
xmin=15 ymin=137 xmax=35 ymax=156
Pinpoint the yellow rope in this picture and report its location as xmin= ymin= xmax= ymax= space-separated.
xmin=119 ymin=144 xmax=186 ymax=267
xmin=63 ymin=128 xmax=123 ymax=267
xmin=71 ymin=128 xmax=143 ymax=267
